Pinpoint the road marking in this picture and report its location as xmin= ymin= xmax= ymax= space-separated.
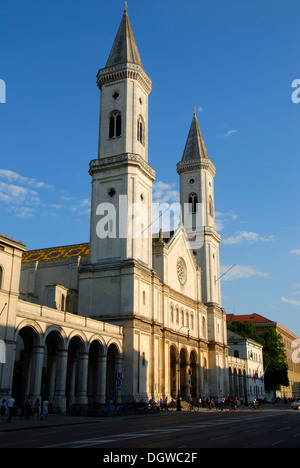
xmin=210 ymin=435 xmax=228 ymax=441
xmin=276 ymin=426 xmax=291 ymax=432
xmin=42 ymin=412 xmax=279 ymax=448
xmin=270 ymin=440 xmax=285 ymax=446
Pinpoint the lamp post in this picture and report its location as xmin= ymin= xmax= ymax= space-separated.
xmin=177 ymin=326 xmax=190 ymax=412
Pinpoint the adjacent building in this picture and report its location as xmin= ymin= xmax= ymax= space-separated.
xmin=227 ymin=313 xmax=300 ymax=400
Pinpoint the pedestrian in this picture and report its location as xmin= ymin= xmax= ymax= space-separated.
xmin=164 ymin=397 xmax=168 ymax=411
xmin=34 ymin=398 xmax=40 ymax=420
xmin=42 ymin=398 xmax=49 ymax=420
xmin=0 ymin=399 xmax=7 ymax=422
xmin=7 ymin=396 xmax=15 ymax=422
xmin=25 ymin=396 xmax=32 ymax=419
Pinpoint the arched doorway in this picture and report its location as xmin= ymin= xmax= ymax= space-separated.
xmin=106 ymin=344 xmax=119 ymax=403
xmin=12 ymin=325 xmax=41 ymax=408
xmin=170 ymin=345 xmax=177 ymax=399
xmin=66 ymin=336 xmax=84 ymax=408
xmin=43 ymin=330 xmax=63 ymax=405
xmin=190 ymin=350 xmax=197 ymax=398
xmin=88 ymin=340 xmax=105 ymax=406
xmin=180 ymin=348 xmax=188 ymax=399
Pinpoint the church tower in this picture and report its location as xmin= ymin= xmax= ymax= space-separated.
xmin=177 ymin=111 xmax=221 ymax=306
xmin=78 ymin=7 xmax=157 ymax=401
xmin=88 ymin=6 xmax=155 ymax=270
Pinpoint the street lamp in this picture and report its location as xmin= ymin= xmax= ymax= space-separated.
xmin=177 ymin=326 xmax=190 ymax=412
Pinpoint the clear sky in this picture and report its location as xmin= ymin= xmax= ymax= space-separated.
xmin=1 ymin=0 xmax=299 ymax=336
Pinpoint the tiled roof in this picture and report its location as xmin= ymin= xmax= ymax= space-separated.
xmin=22 ymin=243 xmax=89 ymax=264
xmin=226 ymin=313 xmax=274 ymax=325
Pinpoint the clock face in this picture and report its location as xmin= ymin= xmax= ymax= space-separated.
xmin=188 ymin=177 xmax=196 ymax=185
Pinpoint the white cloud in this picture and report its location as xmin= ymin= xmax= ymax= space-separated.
xmin=0 ymin=182 xmax=39 ymax=205
xmin=223 ymin=230 xmax=274 ymax=245
xmin=0 ymin=169 xmax=54 ymax=190
xmin=281 ymin=297 xmax=300 ymax=307
xmin=215 ymin=211 xmax=238 ymax=231
xmin=71 ymin=198 xmax=91 ymax=215
xmin=223 ymin=129 xmax=237 ymax=138
xmin=152 ymin=181 xmax=179 ymax=205
xmin=290 ymin=249 xmax=300 ymax=255
xmin=220 ymin=264 xmax=270 ymax=281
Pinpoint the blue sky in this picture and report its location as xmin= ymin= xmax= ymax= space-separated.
xmin=0 ymin=0 xmax=299 ymax=336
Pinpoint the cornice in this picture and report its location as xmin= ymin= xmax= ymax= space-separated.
xmin=176 ymin=158 xmax=216 ymax=177
xmin=97 ymin=62 xmax=152 ymax=95
xmin=89 ymin=153 xmax=155 ymax=181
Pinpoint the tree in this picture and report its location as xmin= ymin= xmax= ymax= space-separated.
xmin=262 ymin=328 xmax=289 ymax=390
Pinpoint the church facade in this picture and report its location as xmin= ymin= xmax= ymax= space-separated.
xmin=0 ymin=8 xmax=229 ymax=411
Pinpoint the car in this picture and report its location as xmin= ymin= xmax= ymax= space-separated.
xmin=291 ymin=400 xmax=300 ymax=410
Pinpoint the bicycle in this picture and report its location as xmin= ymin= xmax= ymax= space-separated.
xmin=250 ymin=402 xmax=263 ymax=411
xmin=189 ymin=403 xmax=200 ymax=412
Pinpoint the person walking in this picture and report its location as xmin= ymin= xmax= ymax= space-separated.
xmin=0 ymin=399 xmax=7 ymax=422
xmin=25 ymin=396 xmax=32 ymax=419
xmin=42 ymin=398 xmax=49 ymax=421
xmin=34 ymin=398 xmax=40 ymax=420
xmin=7 ymin=396 xmax=15 ymax=422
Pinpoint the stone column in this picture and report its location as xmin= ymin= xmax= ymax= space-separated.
xmin=30 ymin=346 xmax=44 ymax=402
xmin=53 ymin=349 xmax=68 ymax=413
xmin=76 ymin=351 xmax=89 ymax=405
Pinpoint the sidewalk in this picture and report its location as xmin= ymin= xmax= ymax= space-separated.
xmin=0 ymin=414 xmax=102 ymax=432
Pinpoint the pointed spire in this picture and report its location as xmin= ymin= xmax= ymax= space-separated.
xmin=105 ymin=8 xmax=142 ymax=68
xmin=181 ymin=111 xmax=210 ymax=161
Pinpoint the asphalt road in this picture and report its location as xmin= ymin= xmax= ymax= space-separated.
xmin=1 ymin=408 xmax=299 ymax=450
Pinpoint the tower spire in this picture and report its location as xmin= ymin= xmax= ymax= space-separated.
xmin=181 ymin=111 xmax=210 ymax=162
xmin=105 ymin=6 xmax=142 ymax=67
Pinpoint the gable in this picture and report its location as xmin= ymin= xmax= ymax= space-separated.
xmin=153 ymin=225 xmax=200 ymax=301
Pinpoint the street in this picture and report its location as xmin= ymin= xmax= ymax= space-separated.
xmin=0 ymin=407 xmax=299 ymax=450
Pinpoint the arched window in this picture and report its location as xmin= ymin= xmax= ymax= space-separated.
xmin=137 ymin=116 xmax=145 ymax=145
xmin=209 ymin=196 xmax=214 ymax=217
xmin=0 ymin=266 xmax=3 ymax=289
xmin=170 ymin=306 xmax=174 ymax=323
xmin=109 ymin=111 xmax=122 ymax=138
xmin=188 ymin=193 xmax=198 ymax=214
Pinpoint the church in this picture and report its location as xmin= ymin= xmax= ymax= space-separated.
xmin=0 ymin=7 xmax=229 ymax=411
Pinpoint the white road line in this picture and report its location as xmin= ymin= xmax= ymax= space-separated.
xmin=270 ymin=440 xmax=285 ymax=446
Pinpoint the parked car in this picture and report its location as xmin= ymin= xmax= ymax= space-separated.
xmin=291 ymin=400 xmax=300 ymax=410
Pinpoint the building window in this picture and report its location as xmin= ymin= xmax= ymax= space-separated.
xmin=137 ymin=116 xmax=145 ymax=145
xmin=209 ymin=196 xmax=214 ymax=217
xmin=109 ymin=111 xmax=122 ymax=138
xmin=188 ymin=193 xmax=198 ymax=214
xmin=0 ymin=266 xmax=3 ymax=289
